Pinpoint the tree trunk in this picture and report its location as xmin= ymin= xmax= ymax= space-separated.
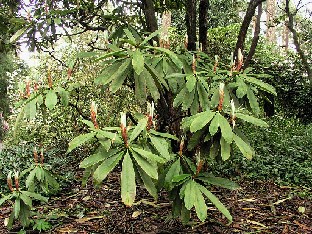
xmin=244 ymin=3 xmax=262 ymax=68
xmin=234 ymin=0 xmax=266 ymax=64
xmin=266 ymin=0 xmax=276 ymax=43
xmin=282 ymin=20 xmax=289 ymax=50
xmin=285 ymin=0 xmax=312 ymax=82
xmin=185 ymin=0 xmax=197 ymax=51
xmin=160 ymin=11 xmax=171 ymax=49
xmin=141 ymin=0 xmax=159 ymax=43
xmin=199 ymin=0 xmax=209 ymax=53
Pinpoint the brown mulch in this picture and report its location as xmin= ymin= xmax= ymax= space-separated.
xmin=0 ymin=172 xmax=311 ymax=234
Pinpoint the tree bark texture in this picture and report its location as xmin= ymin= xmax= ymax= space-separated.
xmin=141 ymin=0 xmax=158 ymax=40
xmin=199 ymin=0 xmax=209 ymax=53
xmin=185 ymin=0 xmax=197 ymax=51
xmin=285 ymin=0 xmax=312 ymax=82
xmin=266 ymin=0 xmax=276 ymax=43
xmin=244 ymin=3 xmax=262 ymax=68
xmin=234 ymin=0 xmax=266 ymax=64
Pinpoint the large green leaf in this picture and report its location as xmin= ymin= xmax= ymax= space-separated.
xmin=93 ymin=152 xmax=124 ymax=183
xmin=22 ymin=191 xmax=48 ymax=203
xmin=131 ymin=147 xmax=166 ymax=163
xmin=149 ymin=135 xmax=170 ymax=160
xmin=134 ymin=72 xmax=146 ymax=101
xmin=220 ymin=137 xmax=231 ymax=161
xmin=190 ymin=111 xmax=215 ymax=133
xmin=164 ymin=158 xmax=181 ymax=190
xmin=236 ymin=113 xmax=268 ymax=127
xmin=25 ymin=99 xmax=37 ymax=120
xmin=137 ymin=166 xmax=158 ymax=199
xmin=233 ymin=134 xmax=253 ymax=159
xmin=242 ymin=75 xmax=277 ymax=95
xmin=140 ymin=28 xmax=162 ymax=46
xmin=80 ymin=148 xmax=121 ymax=168
xmin=194 ymin=184 xmax=207 ymax=222
xmin=186 ymin=75 xmax=196 ymax=92
xmin=197 ymin=81 xmax=209 ymax=110
xmin=197 ymin=174 xmax=240 ymax=190
xmin=67 ymin=132 xmax=96 ymax=154
xmin=198 ymin=184 xmax=232 ymax=222
xmin=149 ymin=129 xmax=178 ymax=140
xmin=173 ymin=87 xmax=188 ymax=108
xmin=121 ymin=152 xmax=136 ymax=206
xmin=95 ymin=61 xmax=122 ymax=85
xmin=146 ymin=46 xmax=183 ymax=69
xmin=132 ymin=151 xmax=158 ymax=179
xmin=144 ymin=67 xmax=160 ymax=100
xmin=132 ymin=50 xmax=145 ymax=75
xmin=19 ymin=193 xmax=32 ymax=208
xmin=129 ymin=118 xmax=147 ymax=143
xmin=246 ymin=87 xmax=260 ymax=115
xmin=45 ymin=90 xmax=58 ymax=110
xmin=14 ymin=198 xmax=20 ymax=219
xmin=236 ymin=79 xmax=248 ymax=98
xmin=110 ymin=59 xmax=131 ymax=92
xmin=184 ymin=180 xmax=196 ymax=210
xmin=209 ymin=113 xmax=233 ymax=144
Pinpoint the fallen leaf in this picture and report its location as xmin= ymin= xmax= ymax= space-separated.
xmin=75 ymin=216 xmax=105 ymax=223
xmin=132 ymin=210 xmax=142 ymax=218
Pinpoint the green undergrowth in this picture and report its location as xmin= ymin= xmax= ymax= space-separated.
xmin=210 ymin=116 xmax=312 ymax=188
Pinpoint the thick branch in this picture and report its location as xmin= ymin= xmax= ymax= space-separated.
xmin=244 ymin=3 xmax=262 ymax=68
xmin=234 ymin=0 xmax=266 ymax=63
xmin=285 ymin=0 xmax=312 ymax=81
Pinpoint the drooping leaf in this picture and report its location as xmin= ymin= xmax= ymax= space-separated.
xmin=19 ymin=193 xmax=32 ymax=208
xmin=190 ymin=110 xmax=215 ymax=133
xmin=95 ymin=61 xmax=122 ymax=85
xmin=93 ymin=152 xmax=124 ymax=183
xmin=22 ymin=191 xmax=48 ymax=203
xmin=45 ymin=90 xmax=58 ymax=110
xmin=173 ymin=87 xmax=188 ymax=108
xmin=58 ymin=89 xmax=69 ymax=106
xmin=197 ymin=81 xmax=209 ymax=110
xmin=134 ymin=72 xmax=146 ymax=101
xmin=164 ymin=158 xmax=181 ymax=190
xmin=132 ymin=151 xmax=158 ymax=179
xmin=198 ymin=184 xmax=232 ymax=222
xmin=197 ymin=174 xmax=240 ymax=190
xmin=147 ymin=46 xmax=183 ymax=69
xmin=137 ymin=166 xmax=158 ymax=199
xmin=132 ymin=50 xmax=145 ymax=75
xmin=124 ymin=28 xmax=137 ymax=44
xmin=184 ymin=180 xmax=196 ymax=210
xmin=140 ymin=28 xmax=162 ymax=45
xmin=110 ymin=59 xmax=131 ymax=92
xmin=186 ymin=75 xmax=196 ymax=92
xmin=25 ymin=99 xmax=37 ymax=120
xmin=80 ymin=148 xmax=121 ymax=168
xmin=149 ymin=129 xmax=178 ymax=140
xmin=14 ymin=198 xmax=20 ymax=219
xmin=242 ymin=75 xmax=277 ymax=95
xmin=220 ymin=137 xmax=231 ymax=161
xmin=67 ymin=132 xmax=96 ymax=154
xmin=149 ymin=135 xmax=170 ymax=160
xmin=209 ymin=113 xmax=233 ymax=144
xmin=236 ymin=113 xmax=268 ymax=127
xmin=246 ymin=87 xmax=260 ymax=115
xmin=131 ymin=147 xmax=166 ymax=163
xmin=144 ymin=67 xmax=160 ymax=100
xmin=194 ymin=184 xmax=207 ymax=222
xmin=121 ymin=152 xmax=136 ymax=206
xmin=233 ymin=134 xmax=253 ymax=159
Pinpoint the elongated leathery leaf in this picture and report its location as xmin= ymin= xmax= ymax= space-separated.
xmin=121 ymin=152 xmax=136 ymax=206
xmin=190 ymin=110 xmax=215 ymax=133
xmin=184 ymin=180 xmax=196 ymax=210
xmin=110 ymin=59 xmax=131 ymax=92
xmin=236 ymin=113 xmax=268 ymax=127
xmin=149 ymin=135 xmax=170 ymax=160
xmin=197 ymin=174 xmax=240 ymax=190
xmin=95 ymin=61 xmax=122 ymax=85
xmin=93 ymin=152 xmax=124 ymax=183
xmin=132 ymin=151 xmax=158 ymax=179
xmin=233 ymin=134 xmax=253 ymax=159
xmin=164 ymin=158 xmax=181 ymax=190
xmin=198 ymin=184 xmax=232 ymax=222
xmin=242 ymin=75 xmax=277 ymax=95
xmin=137 ymin=166 xmax=158 ymax=199
xmin=220 ymin=137 xmax=231 ymax=160
xmin=129 ymin=118 xmax=147 ymax=143
xmin=45 ymin=90 xmax=58 ymax=110
xmin=80 ymin=148 xmax=121 ymax=168
xmin=209 ymin=113 xmax=233 ymax=144
xmin=131 ymin=147 xmax=166 ymax=163
xmin=132 ymin=50 xmax=145 ymax=75
xmin=246 ymin=87 xmax=260 ymax=115
xmin=194 ymin=183 xmax=207 ymax=222
xmin=67 ymin=132 xmax=96 ymax=154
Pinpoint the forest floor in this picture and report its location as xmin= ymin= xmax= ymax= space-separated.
xmin=0 ymin=172 xmax=311 ymax=234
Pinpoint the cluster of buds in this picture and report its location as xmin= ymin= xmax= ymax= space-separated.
xmin=90 ymin=101 xmax=99 ymax=129
xmin=7 ymin=171 xmax=19 ymax=192
xmin=33 ymin=147 xmax=45 ymax=165
xmin=213 ymin=55 xmax=219 ymax=73
xmin=120 ymin=113 xmax=129 ymax=148
xmin=230 ymin=99 xmax=236 ymax=129
xmin=218 ymin=83 xmax=225 ymax=112
xmin=146 ymin=102 xmax=155 ymax=131
xmin=195 ymin=160 xmax=204 ymax=178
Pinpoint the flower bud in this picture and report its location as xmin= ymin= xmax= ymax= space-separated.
xmin=14 ymin=171 xmax=19 ymax=191
xmin=7 ymin=172 xmax=13 ymax=192
xmin=218 ymin=83 xmax=225 ymax=111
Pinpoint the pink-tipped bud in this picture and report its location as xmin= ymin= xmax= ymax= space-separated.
xmin=14 ymin=171 xmax=19 ymax=191
xmin=7 ymin=172 xmax=14 ymax=192
xmin=218 ymin=83 xmax=225 ymax=111
xmin=40 ymin=149 xmax=44 ymax=165
xmin=90 ymin=101 xmax=99 ymax=129
xmin=34 ymin=147 xmax=38 ymax=164
xmin=120 ymin=113 xmax=128 ymax=148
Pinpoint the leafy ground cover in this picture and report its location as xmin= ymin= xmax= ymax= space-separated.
xmin=0 ymin=171 xmax=311 ymax=233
